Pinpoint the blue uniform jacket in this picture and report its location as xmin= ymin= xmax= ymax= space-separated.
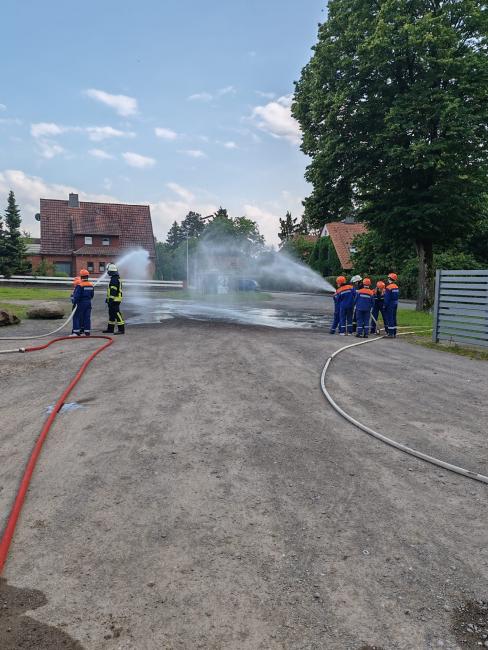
xmin=356 ymin=287 xmax=374 ymax=311
xmin=337 ymin=283 xmax=356 ymax=309
xmin=73 ymin=281 xmax=94 ymax=304
xmin=384 ymin=283 xmax=399 ymax=307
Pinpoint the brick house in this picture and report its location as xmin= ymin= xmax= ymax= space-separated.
xmin=28 ymin=193 xmax=156 ymax=277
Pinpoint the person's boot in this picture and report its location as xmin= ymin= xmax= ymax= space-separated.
xmin=102 ymin=324 xmax=115 ymax=334
xmin=115 ymin=324 xmax=125 ymax=335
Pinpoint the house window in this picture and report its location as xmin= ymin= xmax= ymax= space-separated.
xmin=349 ymin=246 xmax=357 ymax=254
xmin=99 ymin=262 xmax=106 ymax=272
xmin=102 ymin=237 xmax=110 ymax=246
xmin=85 ymin=236 xmax=93 ymax=245
xmin=87 ymin=262 xmax=94 ymax=273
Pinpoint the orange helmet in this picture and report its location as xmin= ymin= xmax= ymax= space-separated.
xmin=388 ymin=272 xmax=398 ymax=281
xmin=73 ymin=276 xmax=81 ymax=286
xmin=336 ymin=275 xmax=346 ymax=286
xmin=363 ymin=278 xmax=372 ymax=287
xmin=80 ymin=269 xmax=89 ymax=278
xmin=376 ymin=280 xmax=386 ymax=289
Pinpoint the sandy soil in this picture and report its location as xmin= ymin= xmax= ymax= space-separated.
xmin=0 ymin=293 xmax=487 ymax=649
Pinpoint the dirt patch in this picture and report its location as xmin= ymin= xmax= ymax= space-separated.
xmin=452 ymin=599 xmax=488 ymax=648
xmin=0 ymin=578 xmax=84 ymax=649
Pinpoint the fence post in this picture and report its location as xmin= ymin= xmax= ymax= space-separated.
xmin=432 ymin=269 xmax=441 ymax=343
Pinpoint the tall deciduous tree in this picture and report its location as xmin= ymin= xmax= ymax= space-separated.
xmin=293 ymin=0 xmax=488 ymax=309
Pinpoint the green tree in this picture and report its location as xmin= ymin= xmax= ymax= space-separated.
xmin=281 ymin=235 xmax=316 ymax=264
xmin=181 ymin=211 xmax=205 ymax=239
xmin=4 ymin=191 xmax=27 ymax=275
xmin=293 ymin=0 xmax=488 ymax=310
xmin=278 ymin=211 xmax=298 ymax=247
xmin=166 ymin=220 xmax=184 ymax=249
xmin=0 ymin=203 xmax=6 ymax=275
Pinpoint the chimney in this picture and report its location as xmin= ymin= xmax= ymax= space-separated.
xmin=68 ymin=193 xmax=79 ymax=208
xmin=343 ymin=215 xmax=355 ymax=224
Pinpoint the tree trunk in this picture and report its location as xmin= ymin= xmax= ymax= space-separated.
xmin=415 ymin=240 xmax=434 ymax=311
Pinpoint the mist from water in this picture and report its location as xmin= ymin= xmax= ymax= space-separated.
xmin=94 ymin=248 xmax=150 ymax=287
xmin=193 ymin=238 xmax=334 ymax=294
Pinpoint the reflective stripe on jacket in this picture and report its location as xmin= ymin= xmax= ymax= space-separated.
xmin=337 ymin=284 xmax=356 ymax=309
xmin=107 ymin=276 xmax=123 ymax=302
xmin=356 ymin=287 xmax=374 ymax=311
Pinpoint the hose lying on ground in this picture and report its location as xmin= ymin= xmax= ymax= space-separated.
xmin=320 ymin=335 xmax=488 ymax=485
xmin=0 ymin=306 xmax=77 ymax=341
xmin=0 ymin=335 xmax=114 ymax=574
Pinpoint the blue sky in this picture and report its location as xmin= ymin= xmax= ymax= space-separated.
xmin=0 ymin=0 xmax=325 ymax=244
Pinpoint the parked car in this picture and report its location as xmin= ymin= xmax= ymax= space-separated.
xmin=238 ymin=278 xmax=260 ymax=292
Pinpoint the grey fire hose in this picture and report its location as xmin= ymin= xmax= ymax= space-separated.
xmin=320 ymin=334 xmax=488 ymax=485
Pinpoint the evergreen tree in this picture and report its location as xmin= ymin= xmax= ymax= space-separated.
xmin=4 ymin=191 xmax=27 ymax=275
xmin=0 ymin=204 xmax=6 ymax=275
xmin=278 ymin=211 xmax=298 ymax=247
xmin=166 ymin=220 xmax=184 ymax=249
xmin=293 ymin=0 xmax=488 ymax=309
xmin=181 ymin=211 xmax=205 ymax=238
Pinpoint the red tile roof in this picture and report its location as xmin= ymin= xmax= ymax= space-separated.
xmin=40 ymin=199 xmax=155 ymax=258
xmin=72 ymin=212 xmax=121 ymax=236
xmin=325 ymin=221 xmax=367 ymax=270
xmin=73 ymin=246 xmax=121 ymax=256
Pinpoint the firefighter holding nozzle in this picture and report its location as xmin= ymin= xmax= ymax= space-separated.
xmin=103 ymin=263 xmax=125 ymax=335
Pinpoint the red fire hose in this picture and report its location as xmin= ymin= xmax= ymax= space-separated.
xmin=0 ymin=335 xmax=113 ymax=574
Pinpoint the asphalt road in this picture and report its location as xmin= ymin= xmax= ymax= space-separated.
xmin=0 ymin=293 xmax=486 ymax=649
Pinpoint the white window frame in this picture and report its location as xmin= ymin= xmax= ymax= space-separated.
xmin=85 ymin=236 xmax=93 ymax=245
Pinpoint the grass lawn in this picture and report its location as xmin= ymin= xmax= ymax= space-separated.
xmin=0 ymin=287 xmax=71 ymax=301
xmin=0 ymin=302 xmax=29 ymax=319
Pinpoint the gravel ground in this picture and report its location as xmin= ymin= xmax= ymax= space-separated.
xmin=0 ymin=293 xmax=487 ymax=649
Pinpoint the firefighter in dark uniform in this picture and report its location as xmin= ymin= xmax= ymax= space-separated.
xmin=103 ymin=263 xmax=125 ymax=334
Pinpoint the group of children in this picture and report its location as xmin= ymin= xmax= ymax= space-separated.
xmin=330 ymin=273 xmax=399 ymax=338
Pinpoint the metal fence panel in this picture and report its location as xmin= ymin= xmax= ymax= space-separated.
xmin=433 ymin=269 xmax=488 ymax=347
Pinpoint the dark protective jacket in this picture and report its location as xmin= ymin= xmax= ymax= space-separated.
xmin=73 ymin=281 xmax=94 ymax=304
xmin=107 ymin=275 xmax=123 ymax=303
xmin=384 ymin=282 xmax=399 ymax=307
xmin=356 ymin=287 xmax=374 ymax=311
xmin=337 ymin=283 xmax=356 ymax=309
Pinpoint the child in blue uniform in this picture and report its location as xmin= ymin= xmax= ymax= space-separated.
xmin=337 ymin=279 xmax=356 ymax=335
xmin=71 ymin=269 xmax=94 ymax=336
xmin=355 ymin=278 xmax=374 ymax=337
xmin=329 ymin=275 xmax=346 ymax=334
xmin=384 ymin=272 xmax=399 ymax=337
xmin=370 ymin=280 xmax=387 ymax=335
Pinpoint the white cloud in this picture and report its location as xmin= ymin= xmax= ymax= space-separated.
xmin=166 ymin=182 xmax=194 ymax=202
xmin=86 ymin=126 xmax=134 ymax=141
xmin=180 ymin=149 xmax=206 ymax=159
xmin=31 ymin=122 xmax=67 ymax=138
xmin=89 ymin=148 xmax=114 ymax=160
xmin=84 ymin=88 xmax=138 ymax=116
xmin=188 ymin=92 xmax=213 ymax=102
xmin=251 ymin=94 xmax=301 ymax=145
xmin=151 ymin=198 xmax=217 ymax=241
xmin=38 ymin=140 xmax=65 ymax=159
xmin=243 ymin=203 xmax=281 ymax=245
xmin=0 ymin=169 xmax=118 ymax=235
xmin=218 ymin=86 xmax=236 ymax=96
xmin=222 ymin=141 xmax=238 ymax=150
xmin=0 ymin=103 xmax=6 ymax=111
xmin=155 ymin=127 xmax=178 ymax=141
xmin=31 ymin=122 xmax=134 ymax=142
xmin=122 ymin=152 xmax=156 ymax=168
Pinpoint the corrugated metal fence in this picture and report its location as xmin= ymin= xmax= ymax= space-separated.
xmin=432 ymin=269 xmax=488 ymax=347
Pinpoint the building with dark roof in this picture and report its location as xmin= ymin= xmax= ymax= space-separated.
xmin=28 ymin=193 xmax=156 ymax=277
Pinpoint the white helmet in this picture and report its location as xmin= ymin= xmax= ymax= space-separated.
xmin=350 ymin=274 xmax=362 ymax=283
xmin=107 ymin=263 xmax=118 ymax=275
